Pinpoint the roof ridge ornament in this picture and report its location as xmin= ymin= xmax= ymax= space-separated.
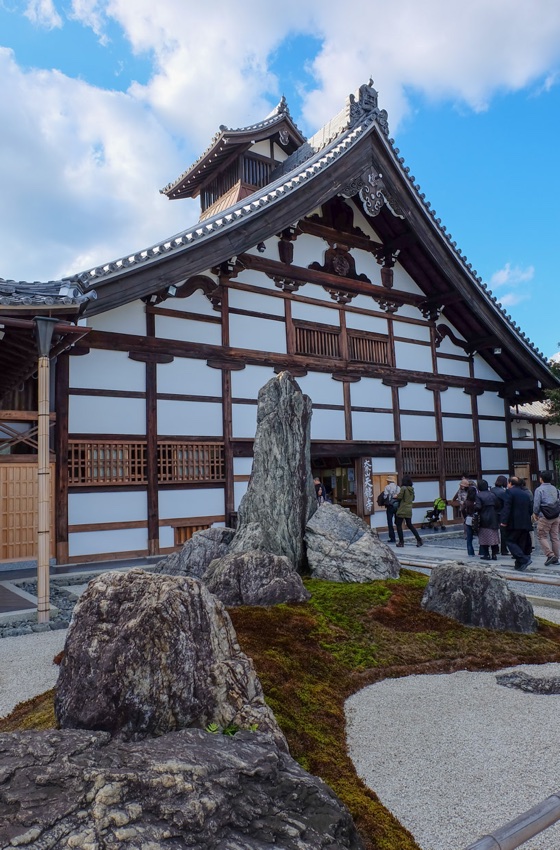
xmin=347 ymin=80 xmax=389 ymax=135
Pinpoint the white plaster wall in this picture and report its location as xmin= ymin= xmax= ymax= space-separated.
xmin=69 ymin=527 xmax=148 ymax=557
xmin=350 ymin=377 xmax=392 ymax=409
xmin=348 ymin=248 xmax=378 ymax=283
xmin=292 ymin=233 xmax=325 ymax=269
xmin=291 ymin=300 xmax=339 ymax=325
xmin=87 ymin=300 xmax=146 ymax=335
xmin=437 ymin=357 xmax=471 ymax=378
xmin=391 ymin=264 xmax=424 ymax=295
xmin=273 ymin=143 xmax=288 ymax=161
xmin=512 ymin=439 xmax=534 ymax=450
xmin=411 ymin=481 xmax=440 ymax=502
xmin=440 ymin=387 xmax=473 ymax=415
xmin=232 ymin=403 xmax=258 ymax=438
xmin=479 ymin=419 xmax=508 ymax=443
xmin=310 ymin=409 xmax=346 ymax=440
xmin=157 ymin=400 xmax=223 ymax=437
xmin=157 ymin=358 xmax=223 ymax=396
xmin=68 ymin=490 xmax=147 ymax=526
xmin=297 ymin=372 xmax=344 ymax=406
xmin=446 ymin=480 xmax=466 ymax=501
xmin=348 ymin=294 xmax=384 ymax=312
xmin=156 ymin=315 xmax=222 ymax=346
xmin=398 ymin=384 xmax=435 ymax=413
xmin=442 ymin=417 xmax=474 ymax=442
xmin=477 ymin=392 xmax=505 ymax=417
xmin=234 ymin=457 xmax=253 ymax=476
xmin=231 ymin=365 xmax=276 ymax=399
xmin=245 ymin=238 xmax=278 ymax=261
xmin=481 ymin=447 xmax=509 ymax=471
xmin=344 ymin=311 xmax=388 ymax=334
xmin=352 ymin=411 xmax=395 ymax=442
xmin=395 ymin=341 xmax=433 ymax=373
xmin=235 ymin=270 xmax=275 ymax=290
xmin=249 ymin=140 xmax=270 ymax=156
xmin=234 ymin=480 xmax=249 ymax=509
xmin=351 ymin=204 xmax=381 ymax=239
xmin=392 ymin=304 xmax=422 ymax=321
xmin=69 ymin=396 xmax=146 ymax=434
xmin=69 ymin=350 xmax=146 ymax=392
xmin=436 ymin=335 xmax=467 ymax=356
xmin=158 ymin=526 xmax=175 ymax=548
xmin=473 ymin=355 xmax=502 ymax=381
xmin=229 ymin=314 xmax=287 ymax=353
xmin=371 ymin=456 xmax=397 ymax=473
xmin=166 ymin=288 xmax=218 ymax=317
xmin=228 ymin=288 xmax=285 ymax=316
xmin=158 ymin=487 xmax=225 ymax=520
xmin=400 ymin=414 xmax=436 ymax=441
xmin=392 ymin=321 xmax=431 ymax=342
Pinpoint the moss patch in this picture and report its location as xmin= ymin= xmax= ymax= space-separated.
xmin=3 ymin=570 xmax=560 ymax=850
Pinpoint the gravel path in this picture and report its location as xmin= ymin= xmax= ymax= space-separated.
xmin=346 ymin=662 xmax=560 ymax=850
xmin=0 ymin=629 xmax=66 ymax=718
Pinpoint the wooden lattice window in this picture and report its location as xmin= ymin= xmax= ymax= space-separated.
xmin=68 ymin=441 xmax=147 ymax=486
xmin=444 ymin=446 xmax=478 ymax=477
xmin=174 ymin=522 xmax=213 ymax=547
xmin=158 ymin=442 xmax=225 ymax=483
xmin=402 ymin=444 xmax=478 ymax=478
xmin=294 ymin=322 xmax=341 ymax=359
xmin=348 ymin=331 xmax=389 ymax=365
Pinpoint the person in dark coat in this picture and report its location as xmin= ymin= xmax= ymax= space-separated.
xmin=475 ymin=479 xmax=500 ymax=560
xmin=462 ymin=482 xmax=478 ymax=557
xmin=491 ymin=475 xmax=508 ymax=555
xmin=394 ymin=476 xmax=423 ymax=547
xmin=500 ymin=476 xmax=534 ymax=571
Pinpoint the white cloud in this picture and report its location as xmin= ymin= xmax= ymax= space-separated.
xmin=490 ymin=263 xmax=535 ymax=288
xmin=24 ymin=0 xmax=62 ymax=29
xmin=498 ymin=292 xmax=530 ymax=308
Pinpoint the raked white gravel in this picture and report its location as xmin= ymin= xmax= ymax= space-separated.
xmin=0 ymin=629 xmax=66 ymax=719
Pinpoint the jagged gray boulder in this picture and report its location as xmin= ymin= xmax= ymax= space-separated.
xmin=55 ymin=569 xmax=286 ymax=748
xmin=228 ymin=520 xmax=268 ymax=555
xmin=421 ymin=561 xmax=538 ymax=633
xmin=234 ymin=371 xmax=316 ymax=571
xmin=154 ymin=526 xmax=235 ymax=578
xmin=204 ymin=550 xmax=311 ymax=606
xmin=496 ymin=670 xmax=560 ymax=693
xmin=0 ymin=728 xmax=364 ymax=850
xmin=304 ymin=503 xmax=400 ymax=582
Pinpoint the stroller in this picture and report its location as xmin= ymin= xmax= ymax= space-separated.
xmin=421 ymin=497 xmax=447 ymax=531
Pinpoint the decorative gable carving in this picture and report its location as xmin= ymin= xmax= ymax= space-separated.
xmin=309 ymin=245 xmax=371 ymax=283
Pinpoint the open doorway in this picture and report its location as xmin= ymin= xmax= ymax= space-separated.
xmin=312 ymin=457 xmax=358 ymax=514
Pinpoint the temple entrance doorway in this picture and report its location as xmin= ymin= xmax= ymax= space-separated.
xmin=312 ymin=457 xmax=358 ymax=515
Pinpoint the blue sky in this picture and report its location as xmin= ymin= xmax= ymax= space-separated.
xmin=0 ymin=0 xmax=559 ymax=357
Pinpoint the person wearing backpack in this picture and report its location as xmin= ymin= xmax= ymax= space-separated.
xmin=532 ymin=470 xmax=560 ymax=566
xmin=378 ymin=478 xmax=400 ymax=543
xmin=394 ymin=476 xmax=423 ymax=548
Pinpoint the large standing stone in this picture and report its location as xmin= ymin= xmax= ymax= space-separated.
xmin=204 ymin=550 xmax=311 ymax=606
xmin=233 ymin=371 xmax=316 ymax=571
xmin=55 ymin=569 xmax=286 ymax=748
xmin=0 ymin=728 xmax=364 ymax=850
xmin=420 ymin=561 xmax=537 ymax=633
xmin=304 ymin=503 xmax=401 ymax=582
xmin=153 ymin=526 xmax=235 ymax=578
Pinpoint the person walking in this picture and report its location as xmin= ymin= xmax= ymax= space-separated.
xmin=382 ymin=477 xmax=400 ymax=543
xmin=475 ymin=479 xmax=500 ymax=560
xmin=501 ymin=476 xmax=534 ymax=571
xmin=395 ymin=476 xmax=423 ymax=548
xmin=491 ymin=475 xmax=509 ymax=555
xmin=462 ymin=482 xmax=478 ymax=558
xmin=532 ymin=470 xmax=560 ymax=566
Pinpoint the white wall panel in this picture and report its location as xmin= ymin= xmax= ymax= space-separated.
xmin=235 ymin=270 xmax=274 ymax=289
xmin=234 ymin=457 xmax=253 ymax=476
xmin=442 ymin=417 xmax=474 ymax=442
xmin=87 ymin=300 xmax=146 ymax=335
xmin=395 ymin=341 xmax=433 ymax=373
xmin=297 ymin=372 xmax=344 ymax=406
xmin=229 ymin=314 xmax=287 ymax=353
xmin=371 ymin=456 xmax=397 ymax=473
xmin=249 ymin=140 xmax=270 ymax=156
xmin=512 ymin=439 xmax=534 ymax=450
xmin=348 ymin=294 xmax=385 ymax=312
xmin=159 ymin=487 xmax=225 ymax=520
xmin=228 ymin=288 xmax=285 ymax=315
xmin=436 ymin=335 xmax=468 ymax=356
xmin=273 ymin=143 xmax=288 ymax=162
xmin=481 ymin=447 xmax=509 ymax=471
xmin=292 ymin=233 xmax=325 ymax=269
xmin=69 ymin=527 xmax=148 ymax=557
xmin=392 ymin=321 xmax=431 ymax=342
xmin=392 ymin=304 xmax=422 ymax=320
xmin=473 ymin=355 xmax=501 ymax=381
xmin=479 ymin=419 xmax=508 ymax=443
xmin=440 ymin=387 xmax=473 ymax=415
xmin=158 ymin=526 xmax=175 ymax=548
xmin=410 ymin=481 xmax=440 ymax=503
xmin=400 ymin=414 xmax=436 ymax=441
xmin=350 ymin=377 xmax=392 ymax=408
xmin=69 ymin=491 xmax=147 ymax=526
xmin=69 ymin=396 xmax=146 ymax=435
xmin=70 ymin=350 xmax=145 ymax=392
xmin=291 ymin=300 xmax=339 ymax=325
xmin=231 ymin=365 xmax=276 ymax=399
xmin=345 ymin=311 xmax=388 ymax=334
xmin=437 ymin=357 xmax=471 ymax=378
xmin=352 ymin=412 xmax=394 ymax=441
xmin=398 ymin=384 xmax=435 ymax=412
xmin=310 ymin=409 xmax=346 ymax=440
xmin=157 ymin=358 xmax=222 ymax=396
xmin=156 ymin=315 xmax=222 ymax=345
xmin=392 ymin=264 xmax=424 ymax=295
xmin=349 ymin=249 xmax=377 ymax=283
xmin=166 ymin=288 xmax=218 ymax=317
xmin=232 ymin=403 xmax=258 ymax=438
xmin=234 ymin=481 xmax=249 ymax=509
xmin=157 ymin=400 xmax=223 ymax=436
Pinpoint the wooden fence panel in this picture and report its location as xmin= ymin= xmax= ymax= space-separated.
xmin=0 ymin=462 xmax=55 ymax=560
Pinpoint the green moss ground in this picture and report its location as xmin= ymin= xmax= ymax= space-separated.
xmin=3 ymin=570 xmax=560 ymax=849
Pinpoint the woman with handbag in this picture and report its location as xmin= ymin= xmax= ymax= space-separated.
xmin=462 ymin=482 xmax=478 ymax=558
xmin=395 ymin=476 xmax=423 ymax=548
xmin=475 ymin=479 xmax=500 ymax=560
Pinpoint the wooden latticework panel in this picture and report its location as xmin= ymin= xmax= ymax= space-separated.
xmin=0 ymin=463 xmax=55 ymax=560
xmin=402 ymin=445 xmax=478 ymax=478
xmin=348 ymin=331 xmax=389 ymax=364
xmin=158 ymin=442 xmax=225 ymax=483
xmin=294 ymin=322 xmax=340 ymax=359
xmin=444 ymin=446 xmax=478 ymax=477
xmin=68 ymin=441 xmax=147 ymax=486
xmin=174 ymin=523 xmax=212 ymax=546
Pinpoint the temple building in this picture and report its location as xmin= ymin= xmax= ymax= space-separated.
xmin=1 ymin=81 xmax=559 ymax=563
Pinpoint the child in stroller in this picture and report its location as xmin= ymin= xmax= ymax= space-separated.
xmin=421 ymin=497 xmax=447 ymax=531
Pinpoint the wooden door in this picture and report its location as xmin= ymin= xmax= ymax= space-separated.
xmin=0 ymin=462 xmax=56 ymax=561
xmin=513 ymin=463 xmax=531 ymax=492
